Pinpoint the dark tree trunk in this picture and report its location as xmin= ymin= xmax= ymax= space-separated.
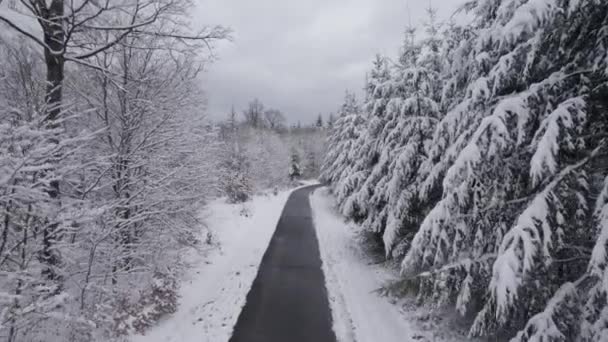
xmin=40 ymin=0 xmax=65 ymax=283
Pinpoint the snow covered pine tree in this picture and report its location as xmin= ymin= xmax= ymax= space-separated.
xmin=322 ymin=0 xmax=608 ymax=340
xmin=289 ymin=150 xmax=303 ymax=181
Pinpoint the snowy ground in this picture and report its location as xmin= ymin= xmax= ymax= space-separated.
xmin=131 ymin=184 xmax=470 ymax=342
xmin=310 ymin=188 xmax=471 ymax=342
xmin=131 ymin=188 xmax=296 ymax=342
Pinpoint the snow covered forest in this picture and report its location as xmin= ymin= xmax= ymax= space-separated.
xmin=0 ymin=0 xmax=325 ymax=340
xmin=2 ymin=0 xmax=608 ymax=341
xmin=216 ymin=99 xmax=327 ymax=202
xmin=322 ymin=1 xmax=608 ymax=341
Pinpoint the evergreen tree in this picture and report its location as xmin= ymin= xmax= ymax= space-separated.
xmin=350 ymin=26 xmax=422 ymax=238
xmin=339 ymin=55 xmax=391 ymax=221
xmin=322 ymin=0 xmax=608 ymax=340
xmin=316 ymin=114 xmax=324 ymax=128
xmin=322 ymin=91 xmax=364 ymax=186
xmin=327 ymin=113 xmax=336 ymax=129
xmin=382 ymin=7 xmax=444 ymax=257
xmin=399 ymin=1 xmax=608 ymax=339
xmin=289 ymin=150 xmax=302 ymax=181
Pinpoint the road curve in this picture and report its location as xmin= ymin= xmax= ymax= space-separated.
xmin=228 ymin=185 xmax=337 ymax=342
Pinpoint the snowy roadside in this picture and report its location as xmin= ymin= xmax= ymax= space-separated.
xmin=310 ymin=188 xmax=470 ymax=342
xmin=131 ymin=187 xmax=298 ymax=342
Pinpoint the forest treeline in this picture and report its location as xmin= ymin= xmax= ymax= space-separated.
xmin=322 ymin=1 xmax=608 ymax=341
xmin=217 ymin=99 xmax=327 ymax=203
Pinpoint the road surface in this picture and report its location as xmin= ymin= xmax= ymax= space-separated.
xmin=229 ymin=185 xmax=337 ymax=342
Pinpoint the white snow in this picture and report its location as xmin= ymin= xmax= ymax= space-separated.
xmin=130 ymin=188 xmax=295 ymax=342
xmin=310 ymin=188 xmax=468 ymax=342
xmin=131 ymin=183 xmax=469 ymax=342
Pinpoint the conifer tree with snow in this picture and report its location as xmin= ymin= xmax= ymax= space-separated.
xmin=289 ymin=150 xmax=303 ymax=181
xmin=337 ymin=55 xmax=391 ymax=221
xmin=316 ymin=114 xmax=324 ymax=128
xmin=325 ymin=8 xmax=446 ymax=258
xmin=382 ymin=8 xmax=444 ymax=258
xmin=347 ymin=25 xmax=421 ymax=238
xmin=323 ymin=0 xmax=608 ymax=340
xmin=322 ymin=91 xmax=364 ymax=186
xmin=327 ymin=113 xmax=336 ymax=129
xmin=398 ymin=0 xmax=608 ymax=340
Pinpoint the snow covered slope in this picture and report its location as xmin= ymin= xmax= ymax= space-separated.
xmin=311 ymin=188 xmax=414 ymax=342
xmin=311 ymin=188 xmax=470 ymax=342
xmin=131 ymin=189 xmax=294 ymax=342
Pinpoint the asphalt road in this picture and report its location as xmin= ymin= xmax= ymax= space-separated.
xmin=229 ymin=185 xmax=337 ymax=342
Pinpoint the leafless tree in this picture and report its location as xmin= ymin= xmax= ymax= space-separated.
xmin=0 ymin=0 xmax=229 ymax=339
xmin=0 ymin=0 xmax=229 ymax=281
xmin=264 ymin=108 xmax=287 ymax=132
xmin=243 ymin=98 xmax=265 ymax=128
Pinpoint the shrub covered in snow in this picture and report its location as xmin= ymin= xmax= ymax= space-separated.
xmin=289 ymin=150 xmax=303 ymax=181
xmin=114 ymin=272 xmax=179 ymax=335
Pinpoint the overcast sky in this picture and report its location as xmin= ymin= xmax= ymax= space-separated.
xmin=195 ymin=0 xmax=464 ymax=124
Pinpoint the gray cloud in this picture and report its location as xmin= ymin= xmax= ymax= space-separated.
xmin=195 ymin=0 xmax=464 ymax=124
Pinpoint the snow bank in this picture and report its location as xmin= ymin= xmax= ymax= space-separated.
xmin=311 ymin=188 xmax=414 ymax=342
xmin=311 ymin=188 xmax=471 ymax=342
xmin=131 ymin=189 xmax=294 ymax=342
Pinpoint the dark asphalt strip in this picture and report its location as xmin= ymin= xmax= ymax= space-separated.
xmin=228 ymin=185 xmax=337 ymax=342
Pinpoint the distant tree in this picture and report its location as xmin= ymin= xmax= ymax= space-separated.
xmin=321 ymin=91 xmax=364 ymax=204
xmin=305 ymin=149 xmax=318 ymax=177
xmin=243 ymin=98 xmax=265 ymax=128
xmin=327 ymin=113 xmax=335 ymax=129
xmin=229 ymin=106 xmax=238 ymax=125
xmin=316 ymin=114 xmax=324 ymax=128
xmin=219 ymin=104 xmax=292 ymax=195
xmin=289 ymin=150 xmax=302 ymax=181
xmin=264 ymin=108 xmax=286 ymax=132
xmin=220 ymin=109 xmax=252 ymax=203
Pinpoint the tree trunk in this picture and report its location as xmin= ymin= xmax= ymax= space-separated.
xmin=40 ymin=0 xmax=65 ymax=283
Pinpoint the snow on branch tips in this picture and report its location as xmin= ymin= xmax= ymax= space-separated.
xmin=498 ymin=0 xmax=559 ymax=46
xmin=530 ymin=97 xmax=587 ymax=188
xmin=490 ymin=189 xmax=555 ymax=324
xmin=485 ymin=143 xmax=604 ymax=327
xmin=589 ymin=176 xmax=608 ymax=281
xmin=509 ymin=282 xmax=579 ymax=342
